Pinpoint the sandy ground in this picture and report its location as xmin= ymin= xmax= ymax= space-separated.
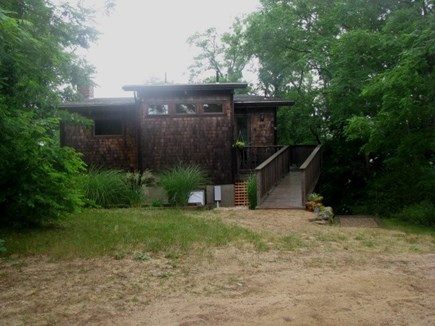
xmin=1 ymin=209 xmax=434 ymax=325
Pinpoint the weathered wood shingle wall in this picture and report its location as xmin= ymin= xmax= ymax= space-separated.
xmin=248 ymin=109 xmax=275 ymax=146
xmin=61 ymin=109 xmax=138 ymax=170
xmin=140 ymin=94 xmax=234 ymax=184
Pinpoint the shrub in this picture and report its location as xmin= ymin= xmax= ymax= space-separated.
xmin=394 ymin=200 xmax=435 ymax=227
xmin=160 ymin=164 xmax=207 ymax=206
xmin=151 ymin=199 xmax=163 ymax=207
xmin=247 ymin=175 xmax=257 ymax=209
xmin=79 ymin=168 xmax=146 ymax=208
xmin=0 ymin=110 xmax=86 ymax=227
xmin=0 ymin=239 xmax=6 ymax=253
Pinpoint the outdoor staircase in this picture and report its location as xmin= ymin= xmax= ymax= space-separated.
xmin=237 ymin=145 xmax=322 ymax=209
xmin=258 ymin=171 xmax=304 ymax=209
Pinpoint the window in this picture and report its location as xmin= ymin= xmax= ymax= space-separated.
xmin=176 ymin=103 xmax=196 ymax=114
xmin=94 ymin=119 xmax=123 ymax=136
xmin=203 ymin=103 xmax=223 ymax=113
xmin=148 ymin=104 xmax=169 ymax=115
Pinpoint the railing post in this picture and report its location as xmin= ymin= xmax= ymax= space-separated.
xmin=256 ymin=169 xmax=262 ymax=206
xmin=301 ymin=170 xmax=306 ymax=206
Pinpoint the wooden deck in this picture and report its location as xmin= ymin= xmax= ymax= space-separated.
xmin=258 ymin=171 xmax=304 ymax=209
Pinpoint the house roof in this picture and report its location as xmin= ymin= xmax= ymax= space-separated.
xmin=122 ymin=83 xmax=248 ymax=93
xmin=60 ymin=84 xmax=294 ymax=109
xmin=234 ymin=94 xmax=294 ymax=108
xmin=60 ymin=97 xmax=135 ymax=109
xmin=60 ymin=94 xmax=294 ymax=110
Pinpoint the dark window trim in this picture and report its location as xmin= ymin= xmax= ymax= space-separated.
xmin=144 ymin=101 xmax=226 ymax=116
xmin=93 ymin=118 xmax=124 ymax=137
xmin=202 ymin=102 xmax=225 ymax=114
xmin=175 ymin=103 xmax=197 ymax=115
xmin=147 ymin=103 xmax=169 ymax=115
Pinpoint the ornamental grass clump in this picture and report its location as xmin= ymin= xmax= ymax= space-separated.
xmin=79 ymin=168 xmax=147 ymax=208
xmin=247 ymin=175 xmax=257 ymax=210
xmin=160 ymin=164 xmax=208 ymax=206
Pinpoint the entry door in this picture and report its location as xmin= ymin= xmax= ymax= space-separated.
xmin=236 ymin=115 xmax=248 ymax=144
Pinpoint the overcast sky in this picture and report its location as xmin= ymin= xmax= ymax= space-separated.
xmin=78 ymin=0 xmax=261 ymax=97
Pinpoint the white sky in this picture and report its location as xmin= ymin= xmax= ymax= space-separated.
xmin=78 ymin=0 xmax=261 ymax=97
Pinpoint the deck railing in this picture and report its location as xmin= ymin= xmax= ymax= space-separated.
xmin=299 ymin=145 xmax=322 ymax=204
xmin=237 ymin=146 xmax=283 ymax=171
xmin=254 ymin=145 xmax=290 ymax=204
xmin=236 ymin=144 xmax=321 ymax=207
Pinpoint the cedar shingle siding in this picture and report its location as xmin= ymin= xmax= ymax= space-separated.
xmin=140 ymin=93 xmax=234 ymax=184
xmin=246 ymin=109 xmax=275 ymax=146
xmin=61 ymin=109 xmax=138 ymax=171
xmin=60 ymin=84 xmax=294 ymax=185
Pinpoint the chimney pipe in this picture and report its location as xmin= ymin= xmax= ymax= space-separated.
xmin=78 ymin=86 xmax=94 ymax=99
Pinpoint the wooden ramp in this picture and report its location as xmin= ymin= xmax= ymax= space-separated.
xmin=258 ymin=171 xmax=304 ymax=209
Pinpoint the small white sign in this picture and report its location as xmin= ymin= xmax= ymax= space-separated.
xmin=188 ymin=191 xmax=205 ymax=206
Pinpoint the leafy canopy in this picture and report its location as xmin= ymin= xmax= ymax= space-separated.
xmin=188 ymin=0 xmax=434 ymax=222
xmin=0 ymin=0 xmax=97 ymax=227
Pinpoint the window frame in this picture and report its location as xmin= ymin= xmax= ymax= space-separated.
xmin=175 ymin=103 xmax=197 ymax=115
xmin=93 ymin=118 xmax=124 ymax=137
xmin=147 ymin=103 xmax=169 ymax=115
xmin=203 ymin=102 xmax=224 ymax=114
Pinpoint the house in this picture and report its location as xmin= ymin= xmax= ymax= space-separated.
xmin=61 ymin=83 xmax=321 ymax=207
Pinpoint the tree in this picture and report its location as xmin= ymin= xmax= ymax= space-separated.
xmin=0 ymin=0 xmax=97 ymax=226
xmin=194 ymin=0 xmax=434 ymax=220
xmin=344 ymin=4 xmax=435 ymax=215
xmin=187 ymin=18 xmax=251 ymax=85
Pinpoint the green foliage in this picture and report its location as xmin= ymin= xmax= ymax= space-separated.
xmin=0 ymin=107 xmax=86 ymax=227
xmin=79 ymin=169 xmax=147 ymax=208
xmin=232 ymin=140 xmax=246 ymax=148
xmin=246 ymin=175 xmax=257 ymax=209
xmin=160 ymin=164 xmax=208 ymax=206
xmin=151 ymin=199 xmax=163 ymax=207
xmin=0 ymin=239 xmax=6 ymax=254
xmin=393 ymin=201 xmax=435 ymax=227
xmin=381 ymin=218 xmax=435 ymax=236
xmin=232 ymin=0 xmax=434 ymax=221
xmin=307 ymin=193 xmax=323 ymax=202
xmin=0 ymin=1 xmax=97 ymax=227
xmin=187 ymin=19 xmax=252 ymax=88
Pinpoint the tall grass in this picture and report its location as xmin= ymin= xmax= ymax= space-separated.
xmin=79 ymin=168 xmax=145 ymax=208
xmin=0 ymin=209 xmax=266 ymax=259
xmin=247 ymin=175 xmax=257 ymax=209
xmin=160 ymin=164 xmax=208 ymax=206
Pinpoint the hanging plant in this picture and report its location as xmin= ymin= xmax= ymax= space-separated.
xmin=232 ymin=140 xmax=246 ymax=149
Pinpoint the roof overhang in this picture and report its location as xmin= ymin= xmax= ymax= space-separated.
xmin=123 ymin=83 xmax=248 ymax=94
xmin=234 ymin=95 xmax=295 ymax=108
xmin=59 ymin=86 xmax=295 ymax=110
xmin=60 ymin=97 xmax=135 ymax=110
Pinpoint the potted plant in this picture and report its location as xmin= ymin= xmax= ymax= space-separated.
xmin=308 ymin=192 xmax=323 ymax=203
xmin=305 ymin=201 xmax=315 ymax=212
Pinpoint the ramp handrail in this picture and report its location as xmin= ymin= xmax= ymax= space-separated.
xmin=255 ymin=145 xmax=290 ymax=205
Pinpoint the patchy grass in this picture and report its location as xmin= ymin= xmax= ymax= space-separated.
xmin=380 ymin=218 xmax=435 ymax=236
xmin=1 ymin=209 xmax=434 ymax=261
xmin=0 ymin=208 xmax=266 ymax=259
xmin=278 ymin=234 xmax=308 ymax=251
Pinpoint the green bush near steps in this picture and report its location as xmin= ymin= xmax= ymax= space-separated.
xmin=247 ymin=175 xmax=257 ymax=210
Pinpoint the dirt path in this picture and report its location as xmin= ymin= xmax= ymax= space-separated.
xmin=1 ymin=209 xmax=434 ymax=325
